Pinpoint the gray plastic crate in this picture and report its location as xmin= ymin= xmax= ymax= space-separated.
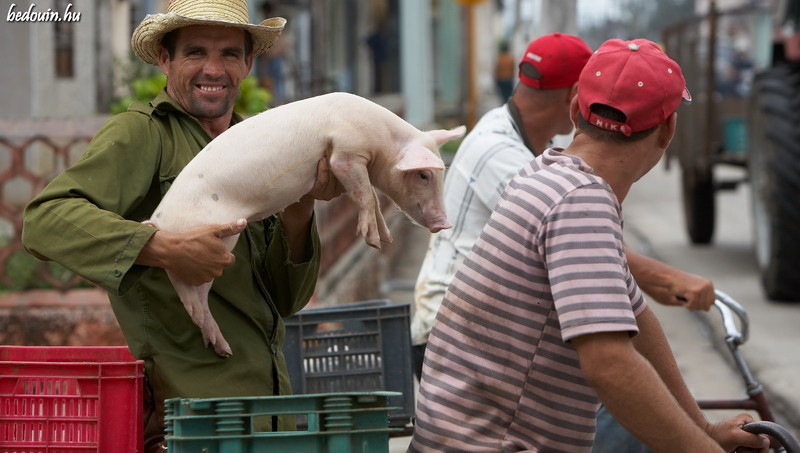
xmin=283 ymin=300 xmax=414 ymax=429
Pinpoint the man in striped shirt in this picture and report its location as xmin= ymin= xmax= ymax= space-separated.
xmin=409 ymin=39 xmax=769 ymax=453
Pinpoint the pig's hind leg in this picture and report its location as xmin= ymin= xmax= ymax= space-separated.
xmin=166 ymin=274 xmax=232 ymax=357
xmin=167 ymin=272 xmax=205 ymax=328
xmin=196 ymin=281 xmax=233 ymax=357
xmin=199 ymin=232 xmax=238 ymax=357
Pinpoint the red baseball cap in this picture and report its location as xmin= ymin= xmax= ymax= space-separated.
xmin=518 ymin=33 xmax=592 ymax=90
xmin=578 ymin=38 xmax=691 ymax=136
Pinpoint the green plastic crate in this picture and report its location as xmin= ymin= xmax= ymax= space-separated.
xmin=165 ymin=391 xmax=401 ymax=453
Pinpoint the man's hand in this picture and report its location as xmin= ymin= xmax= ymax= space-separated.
xmin=281 ymin=157 xmax=344 ymax=262
xmin=705 ymin=413 xmax=769 ymax=453
xmin=307 ymin=156 xmax=345 ymax=202
xmin=672 ymin=270 xmax=716 ymax=311
xmin=626 ymin=247 xmax=716 ymax=311
xmin=137 ymin=218 xmax=247 ymax=286
xmin=653 ymin=269 xmax=716 ymax=312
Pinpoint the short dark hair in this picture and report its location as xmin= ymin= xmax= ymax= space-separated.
xmin=160 ymin=28 xmax=254 ymax=61
xmin=577 ymin=104 xmax=657 ymax=143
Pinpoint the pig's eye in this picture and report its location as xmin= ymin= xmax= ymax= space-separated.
xmin=418 ymin=171 xmax=431 ymax=182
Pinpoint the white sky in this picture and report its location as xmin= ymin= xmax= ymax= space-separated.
xmin=505 ymin=0 xmax=621 ymax=29
xmin=577 ymin=0 xmax=621 ymax=26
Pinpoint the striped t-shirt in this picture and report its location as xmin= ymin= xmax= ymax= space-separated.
xmin=409 ymin=149 xmax=646 ymax=452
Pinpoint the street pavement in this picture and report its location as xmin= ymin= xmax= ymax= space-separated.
xmin=383 ymin=159 xmax=800 ymax=451
xmin=624 ymin=163 xmax=800 ymax=437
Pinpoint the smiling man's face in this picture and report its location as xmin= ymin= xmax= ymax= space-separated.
xmin=158 ymin=25 xmax=253 ymax=121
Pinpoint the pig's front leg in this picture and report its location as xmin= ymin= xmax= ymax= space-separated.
xmin=329 ymin=156 xmax=391 ymax=248
xmin=370 ymin=186 xmax=393 ymax=244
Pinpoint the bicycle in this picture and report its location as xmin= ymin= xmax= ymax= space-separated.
xmin=698 ymin=290 xmax=800 ymax=453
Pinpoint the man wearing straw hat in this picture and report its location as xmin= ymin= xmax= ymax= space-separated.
xmin=22 ymin=0 xmax=342 ymax=450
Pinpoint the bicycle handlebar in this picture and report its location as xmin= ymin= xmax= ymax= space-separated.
xmin=743 ymin=421 xmax=800 ymax=453
xmin=713 ymin=289 xmax=749 ymax=345
xmin=710 ymin=290 xmax=762 ymax=399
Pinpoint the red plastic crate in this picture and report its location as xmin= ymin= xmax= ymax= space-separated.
xmin=0 ymin=346 xmax=144 ymax=453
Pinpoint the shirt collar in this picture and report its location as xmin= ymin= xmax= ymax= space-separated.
xmin=506 ymin=99 xmax=536 ymax=157
xmin=150 ymin=89 xmax=245 ymax=127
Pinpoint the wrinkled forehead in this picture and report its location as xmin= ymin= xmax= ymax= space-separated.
xmin=169 ymin=25 xmax=249 ymax=49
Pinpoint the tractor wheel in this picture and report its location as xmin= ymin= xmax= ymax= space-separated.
xmin=748 ymin=65 xmax=800 ymax=301
xmin=682 ymin=165 xmax=715 ymax=244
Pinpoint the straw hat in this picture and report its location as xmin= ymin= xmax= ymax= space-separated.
xmin=131 ymin=0 xmax=286 ymax=65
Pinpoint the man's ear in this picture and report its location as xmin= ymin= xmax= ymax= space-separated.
xmin=658 ymin=112 xmax=678 ymax=149
xmin=569 ymin=95 xmax=580 ymax=127
xmin=567 ymin=82 xmax=579 ymax=105
xmin=245 ymin=53 xmax=254 ymax=74
xmin=157 ymin=46 xmax=170 ymax=75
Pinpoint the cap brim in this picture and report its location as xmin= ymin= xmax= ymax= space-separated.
xmin=681 ymin=86 xmax=692 ymax=105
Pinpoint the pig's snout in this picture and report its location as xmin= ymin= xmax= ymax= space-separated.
xmin=414 ymin=201 xmax=451 ymax=233
xmin=404 ymin=201 xmax=450 ymax=233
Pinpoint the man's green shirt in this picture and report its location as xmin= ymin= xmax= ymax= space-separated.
xmin=22 ymin=90 xmax=321 ymax=429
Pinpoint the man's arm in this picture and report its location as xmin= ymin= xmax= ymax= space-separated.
xmin=575 ymin=307 xmax=768 ymax=452
xmin=22 ymin=112 xmax=164 ymax=294
xmin=626 ymin=245 xmax=715 ymax=311
xmin=630 ymin=307 xmax=768 ymax=452
xmin=573 ymin=321 xmax=723 ymax=452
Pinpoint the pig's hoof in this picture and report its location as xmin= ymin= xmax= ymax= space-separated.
xmin=204 ymin=336 xmax=233 ymax=357
xmin=201 ymin=327 xmax=233 ymax=357
xmin=214 ymin=343 xmax=233 ymax=357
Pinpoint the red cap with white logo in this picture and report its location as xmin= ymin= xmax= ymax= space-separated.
xmin=577 ymin=38 xmax=691 ymax=136
xmin=518 ymin=33 xmax=593 ymax=90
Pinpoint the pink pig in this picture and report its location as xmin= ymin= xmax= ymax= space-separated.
xmin=145 ymin=92 xmax=465 ymax=356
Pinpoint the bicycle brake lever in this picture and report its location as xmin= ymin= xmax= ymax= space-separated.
xmin=713 ymin=290 xmax=749 ymax=344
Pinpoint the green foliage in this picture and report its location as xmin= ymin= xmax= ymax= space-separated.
xmin=0 ymin=251 xmax=92 ymax=292
xmin=4 ymin=251 xmax=38 ymax=291
xmin=110 ymin=73 xmax=167 ymax=114
xmin=440 ymin=136 xmax=463 ymax=157
xmin=110 ymin=74 xmax=271 ymax=116
xmin=235 ymin=75 xmax=272 ymax=115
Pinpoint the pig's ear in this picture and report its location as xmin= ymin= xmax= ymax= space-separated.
xmin=425 ymin=125 xmax=466 ymax=146
xmin=396 ymin=145 xmax=445 ymax=171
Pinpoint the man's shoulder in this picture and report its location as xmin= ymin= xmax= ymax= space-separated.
xmin=531 ymin=150 xmax=599 ymax=180
xmin=96 ymin=106 xmax=158 ymax=138
xmin=127 ymin=100 xmax=157 ymax=116
xmin=513 ymin=152 xmax=612 ymax=202
xmin=453 ymin=107 xmax=526 ymax=160
xmin=90 ymin=99 xmax=178 ymax=152
xmin=473 ymin=104 xmax=514 ymax=131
